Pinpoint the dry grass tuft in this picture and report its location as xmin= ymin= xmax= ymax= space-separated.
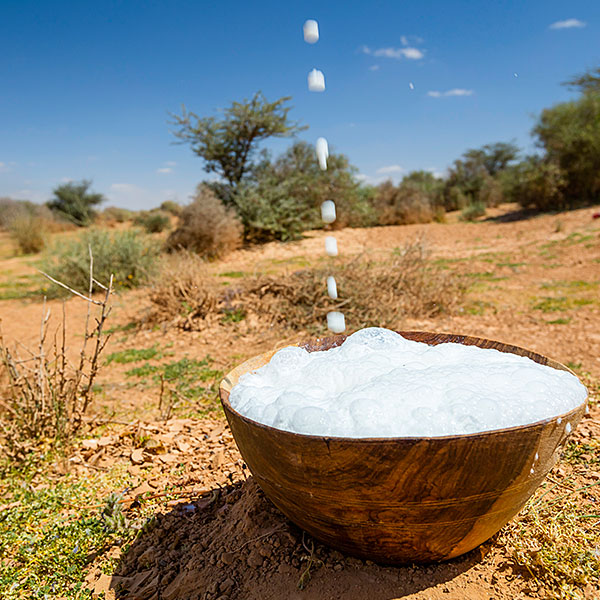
xmin=146 ymin=239 xmax=466 ymax=332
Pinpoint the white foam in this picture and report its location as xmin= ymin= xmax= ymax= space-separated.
xmin=303 ymin=20 xmax=319 ymax=44
xmin=325 ymin=236 xmax=338 ymax=256
xmin=316 ymin=137 xmax=329 ymax=170
xmin=308 ymin=69 xmax=326 ymax=92
xmin=229 ymin=328 xmax=588 ymax=438
xmin=321 ymin=200 xmax=336 ymax=223
xmin=326 ymin=276 xmax=338 ymax=299
xmin=327 ymin=311 xmax=345 ymax=333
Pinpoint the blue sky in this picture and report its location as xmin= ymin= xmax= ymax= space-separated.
xmin=1 ymin=0 xmax=598 ymax=210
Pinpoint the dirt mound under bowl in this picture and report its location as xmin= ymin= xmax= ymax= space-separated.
xmin=219 ymin=331 xmax=587 ymax=564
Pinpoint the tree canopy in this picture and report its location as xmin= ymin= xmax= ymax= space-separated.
xmin=47 ymin=180 xmax=104 ymax=226
xmin=170 ymin=92 xmax=306 ymax=189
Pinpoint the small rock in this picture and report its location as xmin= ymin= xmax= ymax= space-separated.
xmin=219 ymin=578 xmax=234 ymax=592
xmin=247 ymin=549 xmax=264 ymax=568
xmin=220 ymin=552 xmax=236 ymax=565
xmin=82 ymin=439 xmax=99 ymax=451
xmin=333 ymin=563 xmax=343 ymax=572
xmin=131 ymin=448 xmax=145 ymax=464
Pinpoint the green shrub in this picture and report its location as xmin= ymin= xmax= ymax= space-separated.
xmin=8 ymin=214 xmax=48 ymax=254
xmin=134 ymin=210 xmax=171 ymax=233
xmin=46 ymin=180 xmax=104 ymax=227
xmin=460 ymin=201 xmax=486 ymax=221
xmin=478 ymin=175 xmax=504 ymax=207
xmin=513 ymin=158 xmax=567 ymax=211
xmin=102 ymin=206 xmax=133 ymax=223
xmin=166 ymin=185 xmax=242 ymax=258
xmin=160 ymin=200 xmax=182 ymax=216
xmin=41 ymin=229 xmax=160 ymax=294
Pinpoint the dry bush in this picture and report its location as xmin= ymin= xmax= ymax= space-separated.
xmin=8 ymin=213 xmax=48 ymax=254
xmin=147 ymin=253 xmax=220 ymax=330
xmin=0 ymin=259 xmax=113 ymax=460
xmin=166 ymin=185 xmax=242 ymax=259
xmin=146 ymin=240 xmax=466 ymax=332
xmin=372 ymin=182 xmax=434 ymax=226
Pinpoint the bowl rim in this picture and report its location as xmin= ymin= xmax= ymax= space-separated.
xmin=219 ymin=330 xmax=588 ymax=443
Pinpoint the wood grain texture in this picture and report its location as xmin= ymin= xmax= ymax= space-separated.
xmin=219 ymin=332 xmax=587 ymax=564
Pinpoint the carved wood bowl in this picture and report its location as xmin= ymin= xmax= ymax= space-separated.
xmin=219 ymin=332 xmax=587 ymax=564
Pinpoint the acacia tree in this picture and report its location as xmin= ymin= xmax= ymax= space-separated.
xmin=170 ymin=92 xmax=306 ymax=193
xmin=47 ymin=180 xmax=104 ymax=226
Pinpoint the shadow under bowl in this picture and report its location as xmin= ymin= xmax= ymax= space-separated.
xmin=219 ymin=331 xmax=587 ymax=564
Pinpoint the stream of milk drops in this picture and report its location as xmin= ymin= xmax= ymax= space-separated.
xmin=304 ymin=19 xmax=346 ymax=334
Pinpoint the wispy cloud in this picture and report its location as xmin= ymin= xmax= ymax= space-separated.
xmin=376 ymin=165 xmax=404 ymax=174
xmin=361 ymin=45 xmax=424 ymax=60
xmin=549 ymin=18 xmax=586 ymax=29
xmin=165 ymin=161 xmax=177 ymax=166
xmin=369 ymin=64 xmax=380 ymax=71
xmin=157 ymin=167 xmax=173 ymax=174
xmin=427 ymin=88 xmax=474 ymax=98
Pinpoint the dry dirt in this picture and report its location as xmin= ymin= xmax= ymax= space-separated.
xmin=1 ymin=204 xmax=599 ymax=600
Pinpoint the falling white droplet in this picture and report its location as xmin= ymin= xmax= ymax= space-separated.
xmin=565 ymin=422 xmax=572 ymax=434
xmin=535 ymin=452 xmax=539 ymax=461
xmin=530 ymin=468 xmax=534 ymax=474
xmin=409 ymin=82 xmax=414 ymax=90
xmin=325 ymin=236 xmax=338 ymax=256
xmin=316 ymin=137 xmax=329 ymax=170
xmin=327 ymin=276 xmax=338 ymax=299
xmin=303 ymin=20 xmax=319 ymax=44
xmin=557 ymin=417 xmax=562 ymax=424
xmin=308 ymin=69 xmax=325 ymax=92
xmin=327 ymin=311 xmax=345 ymax=333
xmin=513 ymin=72 xmax=518 ymax=78
xmin=320 ymin=200 xmax=336 ymax=223
xmin=585 ymin=404 xmax=590 ymax=414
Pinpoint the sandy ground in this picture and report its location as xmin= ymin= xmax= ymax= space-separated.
xmin=1 ymin=203 xmax=599 ymax=599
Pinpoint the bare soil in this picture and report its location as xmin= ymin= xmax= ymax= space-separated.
xmin=1 ymin=204 xmax=599 ymax=600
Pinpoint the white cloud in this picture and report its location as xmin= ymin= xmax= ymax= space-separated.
xmin=400 ymin=35 xmax=409 ymax=46
xmin=369 ymin=64 xmax=380 ymax=71
xmin=376 ymin=165 xmax=404 ymax=174
xmin=549 ymin=18 xmax=586 ymax=29
xmin=165 ymin=161 xmax=177 ymax=166
xmin=428 ymin=88 xmax=474 ymax=98
xmin=157 ymin=167 xmax=173 ymax=174
xmin=361 ymin=45 xmax=424 ymax=60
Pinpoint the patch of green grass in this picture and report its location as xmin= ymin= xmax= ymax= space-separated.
xmin=0 ymin=277 xmax=45 ymax=301
xmin=0 ymin=463 xmax=145 ymax=600
xmin=540 ymin=280 xmax=598 ymax=291
xmin=105 ymin=346 xmax=162 ymax=365
xmin=105 ymin=320 xmax=138 ymax=335
xmin=565 ymin=361 xmax=582 ymax=372
xmin=547 ymin=317 xmax=572 ymax=325
xmin=221 ymin=307 xmax=246 ymax=323
xmin=465 ymin=271 xmax=508 ymax=282
xmin=532 ymin=296 xmax=594 ymax=313
xmin=462 ymin=300 xmax=496 ymax=316
xmin=497 ymin=261 xmax=527 ymax=269
xmin=218 ymin=271 xmax=245 ymax=278
xmin=126 ymin=356 xmax=223 ymax=415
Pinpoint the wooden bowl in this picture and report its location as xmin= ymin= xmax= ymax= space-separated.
xmin=219 ymin=332 xmax=587 ymax=564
